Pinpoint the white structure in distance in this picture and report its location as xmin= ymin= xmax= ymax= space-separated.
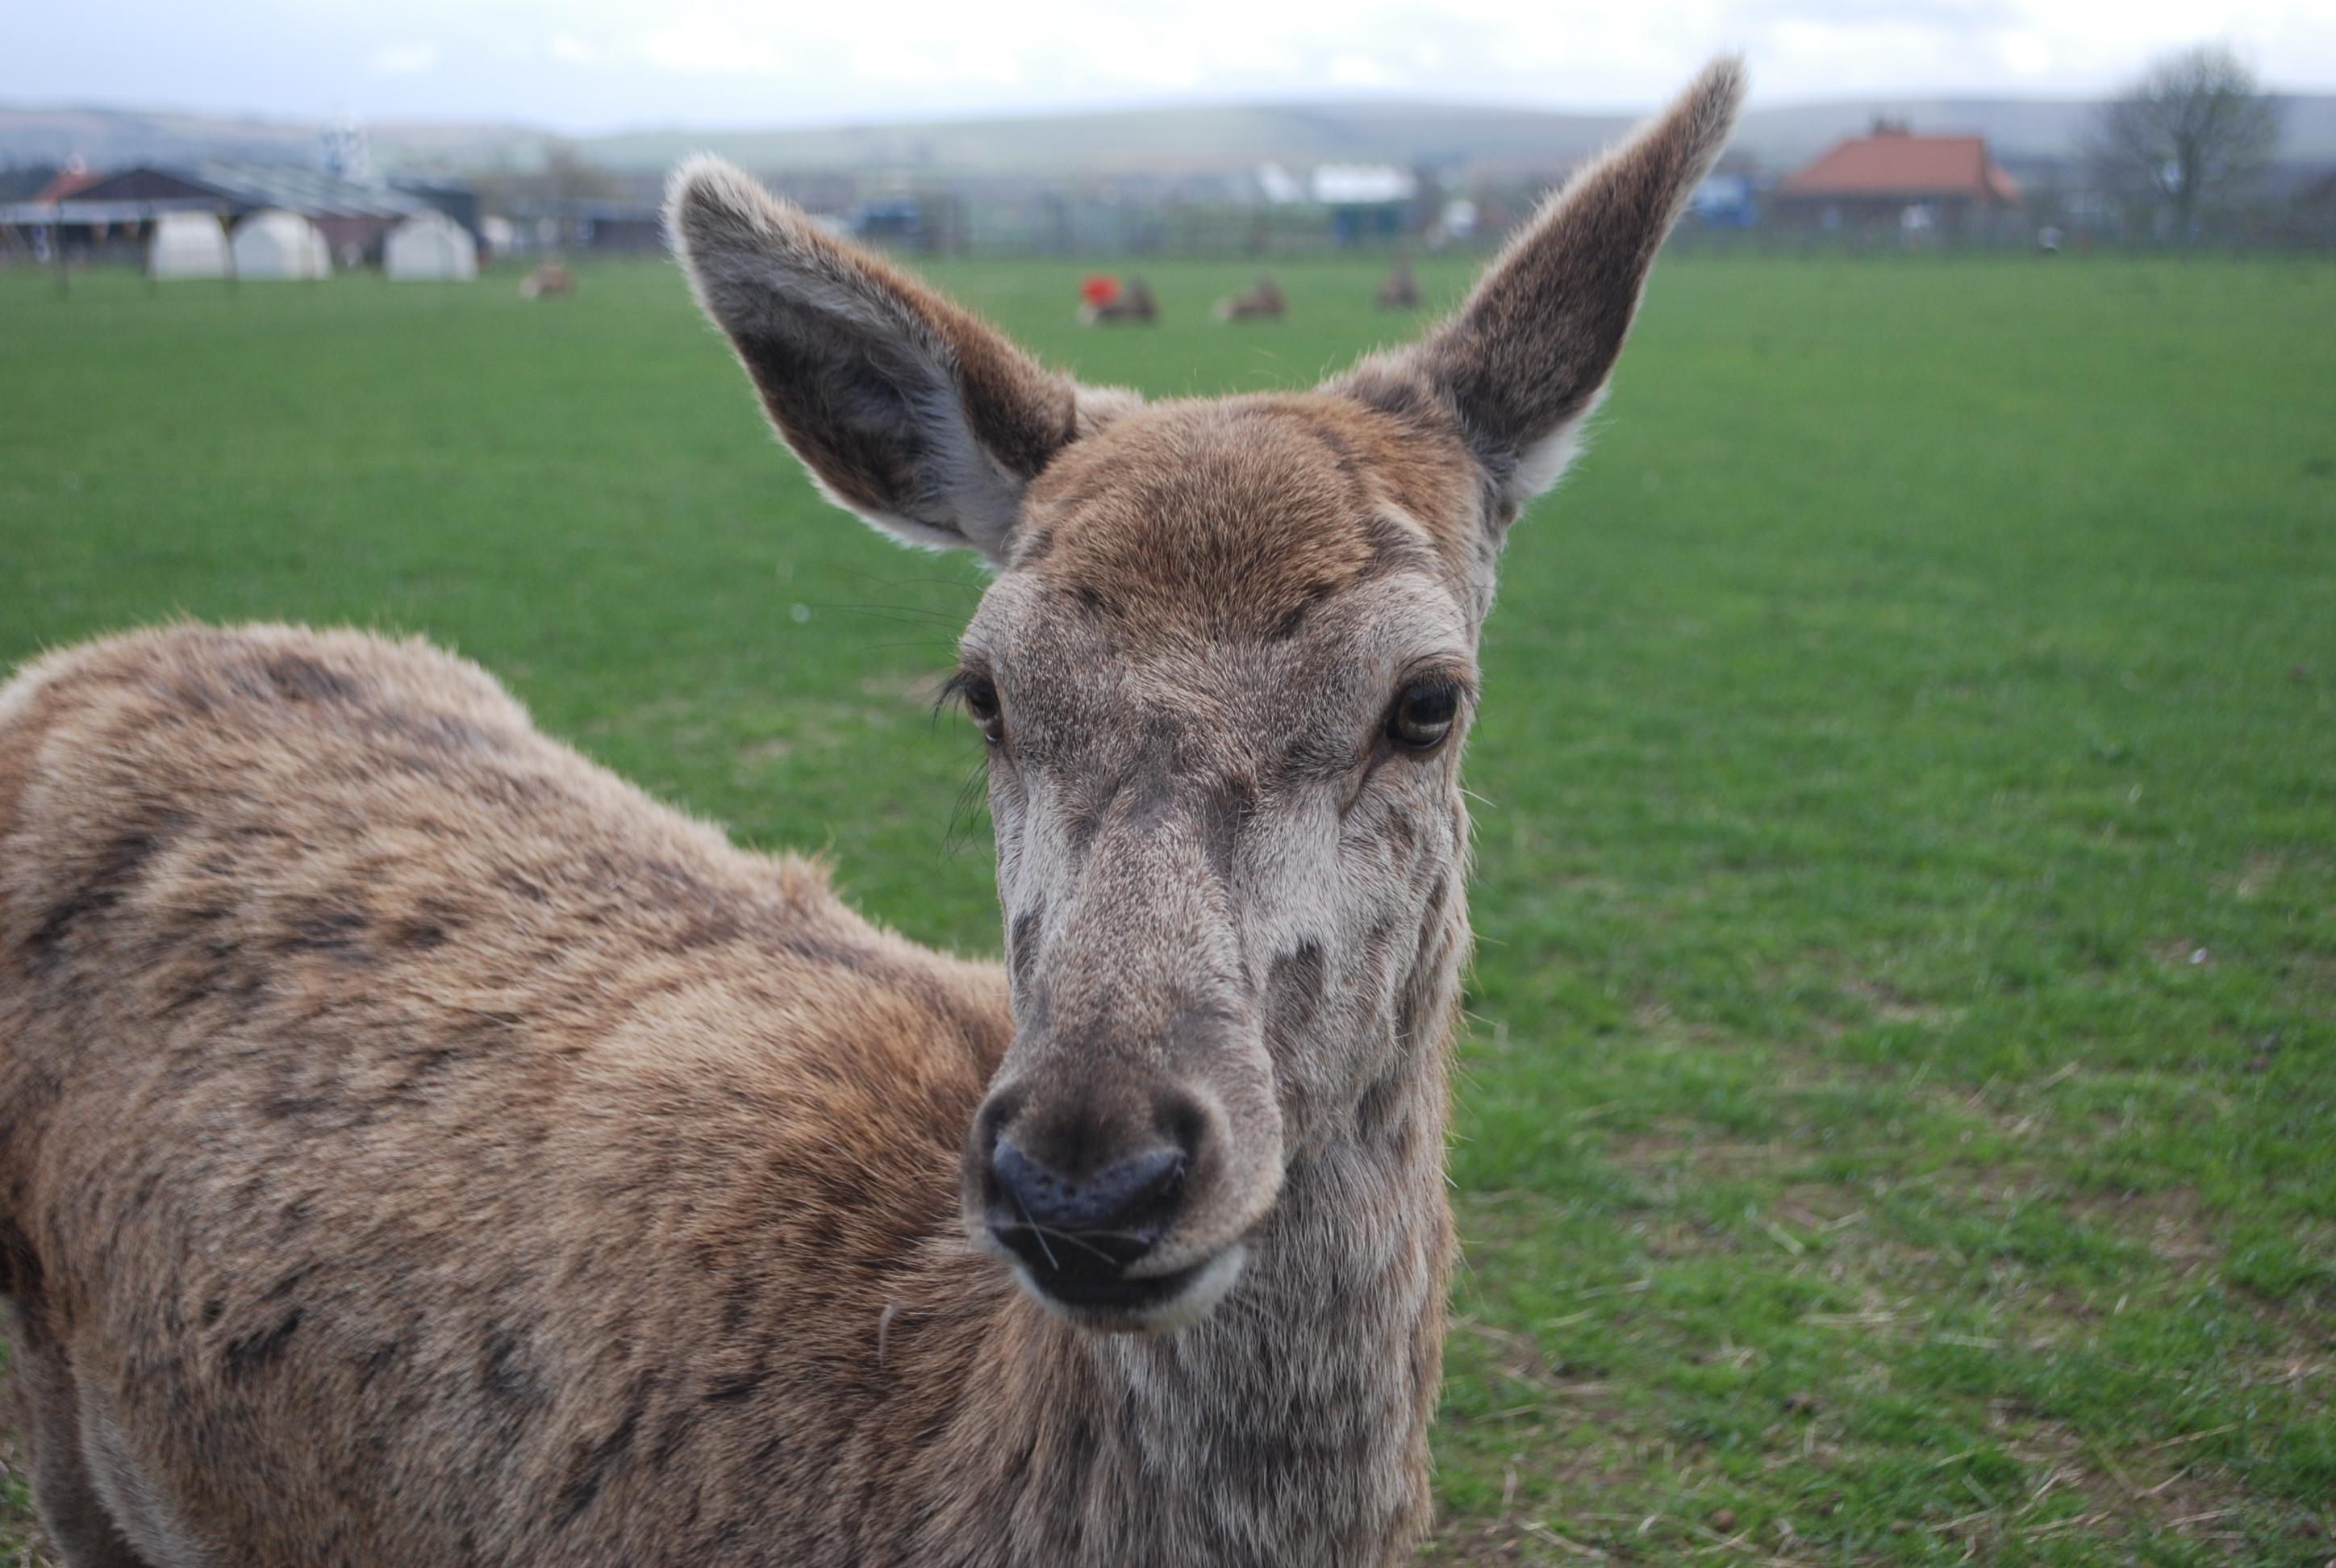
xmin=148 ymin=212 xmax=231 ymax=280
xmin=230 ymin=210 xmax=332 ymax=279
xmin=384 ymin=210 xmax=478 ymax=281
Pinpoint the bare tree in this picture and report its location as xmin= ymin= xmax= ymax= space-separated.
xmin=469 ymin=141 xmax=628 ymax=249
xmin=540 ymin=140 xmax=626 ymax=206
xmin=2091 ymin=44 xmax=2282 ymax=239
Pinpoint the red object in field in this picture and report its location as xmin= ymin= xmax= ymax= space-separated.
xmin=1080 ymin=274 xmax=1122 ymax=307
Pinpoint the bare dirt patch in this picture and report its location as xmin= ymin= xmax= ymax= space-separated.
xmin=2067 ymin=1185 xmax=2221 ymax=1270
xmin=1839 ymin=976 xmax=1962 ymax=1029
xmin=1604 ymin=1126 xmax=1792 ymax=1183
xmin=732 ymin=736 xmax=794 ymax=777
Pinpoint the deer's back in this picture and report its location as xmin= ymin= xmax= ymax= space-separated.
xmin=0 ymin=623 xmax=1015 ymax=1565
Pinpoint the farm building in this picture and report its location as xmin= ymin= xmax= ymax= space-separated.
xmin=32 ymin=162 xmax=103 ymax=204
xmin=1 ymin=162 xmax=433 ymax=267
xmin=491 ymin=196 xmax=665 ymax=254
xmin=384 ymin=210 xmax=478 ymax=281
xmin=1774 ymin=124 xmax=2021 ymax=240
xmin=229 ymin=210 xmax=332 ymax=278
xmin=392 ymin=181 xmax=482 ymax=243
xmin=1311 ymin=165 xmax=1421 ymax=245
xmin=147 ymin=211 xmax=229 ymax=278
xmin=566 ymin=199 xmax=662 ymax=252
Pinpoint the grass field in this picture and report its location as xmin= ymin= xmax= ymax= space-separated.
xmin=2 ymin=250 xmax=2332 ymax=1563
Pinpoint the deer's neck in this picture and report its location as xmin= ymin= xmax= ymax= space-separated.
xmin=1091 ymin=1041 xmax=1454 ymax=1565
xmin=910 ymin=891 xmax=1463 ymax=1568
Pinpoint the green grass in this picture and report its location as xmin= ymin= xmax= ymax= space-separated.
xmin=2 ymin=252 xmax=2333 ymax=1563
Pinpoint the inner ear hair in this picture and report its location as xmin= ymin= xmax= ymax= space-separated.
xmin=666 ymin=157 xmax=1138 ymax=563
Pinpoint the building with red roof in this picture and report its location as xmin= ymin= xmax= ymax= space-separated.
xmin=1775 ymin=123 xmax=2022 ymax=240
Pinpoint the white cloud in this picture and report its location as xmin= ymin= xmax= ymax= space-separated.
xmin=1327 ymin=52 xmax=1400 ymax=87
xmin=5 ymin=0 xmax=2334 ymax=131
xmin=368 ymin=40 xmax=440 ymax=75
xmin=849 ymin=41 xmax=1024 ymax=87
xmin=1996 ymin=29 xmax=2052 ymax=77
xmin=953 ymin=41 xmax=1027 ymax=87
xmin=637 ymin=16 xmax=782 ymax=75
xmin=1061 ymin=23 xmax=1210 ymax=91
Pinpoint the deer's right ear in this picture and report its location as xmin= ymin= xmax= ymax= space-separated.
xmin=667 ymin=158 xmax=1137 ymax=564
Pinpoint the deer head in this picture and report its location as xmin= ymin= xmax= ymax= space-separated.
xmin=669 ymin=59 xmax=1742 ymax=1333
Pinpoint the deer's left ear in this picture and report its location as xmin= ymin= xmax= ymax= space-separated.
xmin=1337 ymin=57 xmax=1744 ymax=524
xmin=668 ymin=157 xmax=1137 ymax=564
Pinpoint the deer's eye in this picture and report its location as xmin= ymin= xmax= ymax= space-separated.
xmin=1387 ymin=680 xmax=1460 ymax=752
xmin=960 ymin=676 xmax=1005 ymax=745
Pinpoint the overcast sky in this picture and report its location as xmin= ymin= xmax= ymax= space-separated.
xmin=7 ymin=0 xmax=2332 ymax=131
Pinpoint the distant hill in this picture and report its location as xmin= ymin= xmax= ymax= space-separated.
xmin=6 ymin=94 xmax=2334 ymax=181
xmin=578 ymin=102 xmax=1639 ymax=178
xmin=0 ymin=106 xmax=549 ymax=175
xmin=588 ymin=95 xmax=2336 ymax=176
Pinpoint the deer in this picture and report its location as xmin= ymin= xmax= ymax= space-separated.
xmin=1078 ymin=274 xmax=1158 ymax=325
xmin=1375 ymin=254 xmax=1421 ymax=310
xmin=1211 ymin=273 xmax=1286 ymax=322
xmin=0 ymin=59 xmax=1742 ymax=1568
xmin=519 ymin=257 xmax=578 ymax=299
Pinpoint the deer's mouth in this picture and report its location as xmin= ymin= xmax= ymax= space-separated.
xmin=1002 ymin=1242 xmax=1247 ymax=1333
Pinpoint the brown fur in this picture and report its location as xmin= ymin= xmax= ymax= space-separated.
xmin=0 ymin=58 xmax=1742 ymax=1568
xmin=1016 ymin=394 xmax=1475 ymax=633
xmin=0 ymin=626 xmax=1013 ymax=1563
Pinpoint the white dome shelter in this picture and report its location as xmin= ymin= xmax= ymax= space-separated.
xmin=384 ymin=210 xmax=478 ymax=281
xmin=148 ymin=212 xmax=230 ymax=280
xmin=231 ymin=210 xmax=332 ymax=279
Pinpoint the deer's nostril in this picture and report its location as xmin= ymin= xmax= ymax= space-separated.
xmin=991 ymin=1141 xmax=1183 ymax=1231
xmin=1155 ymin=1093 xmax=1209 ymax=1164
xmin=987 ymin=1139 xmax=1187 ymax=1282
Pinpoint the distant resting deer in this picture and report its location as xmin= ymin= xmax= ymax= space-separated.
xmin=1212 ymin=273 xmax=1286 ymax=321
xmin=519 ymin=257 xmax=577 ymax=299
xmin=1376 ymin=255 xmax=1421 ymax=310
xmin=1078 ymin=275 xmax=1158 ymax=325
xmin=0 ymin=60 xmax=1742 ymax=1568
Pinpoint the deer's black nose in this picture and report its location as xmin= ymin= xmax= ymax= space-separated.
xmin=985 ymin=1140 xmax=1187 ymax=1283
